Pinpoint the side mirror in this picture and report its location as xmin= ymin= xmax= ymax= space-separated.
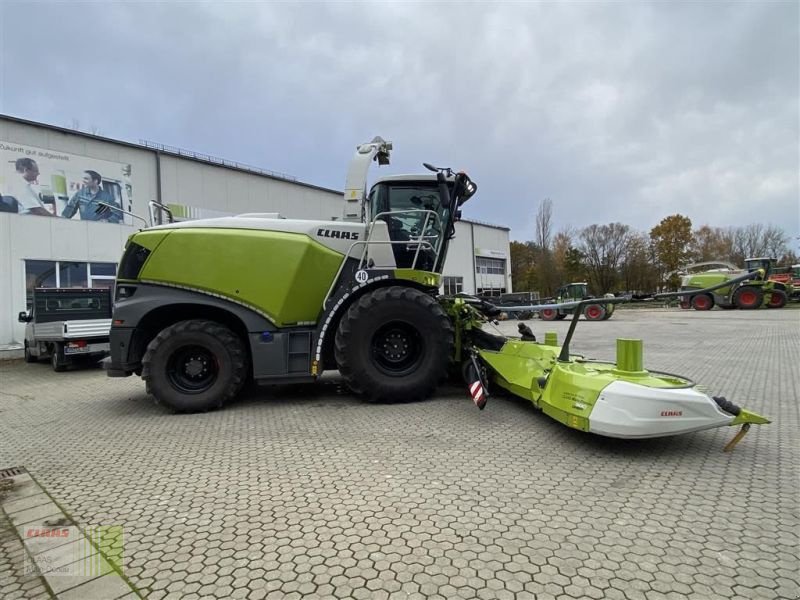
xmin=18 ymin=311 xmax=30 ymax=323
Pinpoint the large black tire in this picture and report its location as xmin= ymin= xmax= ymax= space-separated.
xmin=733 ymin=286 xmax=763 ymax=310
xmin=24 ymin=341 xmax=36 ymax=363
xmin=691 ymin=294 xmax=714 ymax=311
xmin=767 ymin=290 xmax=787 ymax=309
xmin=51 ymin=343 xmax=67 ymax=372
xmin=335 ymin=286 xmax=454 ymax=403
xmin=142 ymin=320 xmax=247 ymax=413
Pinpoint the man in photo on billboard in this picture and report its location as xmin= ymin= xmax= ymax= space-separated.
xmin=6 ymin=158 xmax=53 ymax=216
xmin=62 ymin=170 xmax=122 ymax=223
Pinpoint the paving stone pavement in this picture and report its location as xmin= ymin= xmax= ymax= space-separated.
xmin=0 ymin=308 xmax=798 ymax=600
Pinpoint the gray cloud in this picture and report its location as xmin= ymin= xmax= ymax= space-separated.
xmin=1 ymin=1 xmax=797 ymax=245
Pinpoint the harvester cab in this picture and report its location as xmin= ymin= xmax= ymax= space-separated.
xmin=743 ymin=257 xmax=774 ymax=279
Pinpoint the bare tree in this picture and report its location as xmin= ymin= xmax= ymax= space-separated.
xmin=579 ymin=223 xmax=631 ymax=293
xmin=535 ymin=198 xmax=553 ymax=251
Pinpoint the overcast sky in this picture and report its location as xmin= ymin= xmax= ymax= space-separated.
xmin=1 ymin=1 xmax=798 ymax=244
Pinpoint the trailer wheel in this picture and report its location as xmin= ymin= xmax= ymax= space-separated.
xmin=142 ymin=320 xmax=247 ymax=413
xmin=691 ymin=294 xmax=714 ymax=311
xmin=51 ymin=343 xmax=67 ymax=372
xmin=583 ymin=304 xmax=606 ymax=321
xmin=733 ymin=286 xmax=763 ymax=310
xmin=539 ymin=308 xmax=558 ymax=321
xmin=335 ymin=286 xmax=454 ymax=403
xmin=767 ymin=290 xmax=787 ymax=309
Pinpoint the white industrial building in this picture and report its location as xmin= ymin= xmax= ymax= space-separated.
xmin=0 ymin=115 xmax=511 ymax=353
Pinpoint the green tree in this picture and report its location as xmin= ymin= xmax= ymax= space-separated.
xmin=650 ymin=214 xmax=693 ymax=289
xmin=510 ymin=241 xmax=537 ymax=292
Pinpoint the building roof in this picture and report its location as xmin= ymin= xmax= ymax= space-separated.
xmin=0 ymin=113 xmax=342 ymax=196
xmin=460 ymin=218 xmax=511 ymax=232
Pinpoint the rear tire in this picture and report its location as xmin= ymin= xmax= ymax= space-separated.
xmin=142 ymin=320 xmax=247 ymax=413
xmin=539 ymin=307 xmax=558 ymax=321
xmin=691 ymin=294 xmax=714 ymax=311
xmin=51 ymin=343 xmax=67 ymax=372
xmin=335 ymin=286 xmax=454 ymax=403
xmin=583 ymin=304 xmax=606 ymax=321
xmin=733 ymin=286 xmax=763 ymax=310
xmin=767 ymin=290 xmax=787 ymax=309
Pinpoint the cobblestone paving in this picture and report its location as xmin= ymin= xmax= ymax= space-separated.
xmin=0 ymin=506 xmax=52 ymax=599
xmin=0 ymin=308 xmax=798 ymax=600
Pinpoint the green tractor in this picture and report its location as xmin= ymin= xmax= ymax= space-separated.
xmin=679 ymin=257 xmax=789 ymax=310
xmin=537 ymin=282 xmax=615 ymax=321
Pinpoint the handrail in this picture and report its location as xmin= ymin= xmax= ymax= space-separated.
xmin=321 ymin=209 xmax=445 ymax=309
xmin=322 ymin=238 xmax=437 ymax=308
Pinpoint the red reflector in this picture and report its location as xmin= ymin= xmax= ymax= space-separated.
xmin=113 ymin=320 xmax=125 ymax=326
xmin=69 ymin=341 xmax=87 ymax=348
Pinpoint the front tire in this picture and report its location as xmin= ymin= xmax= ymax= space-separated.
xmin=142 ymin=320 xmax=247 ymax=413
xmin=767 ymin=290 xmax=787 ymax=309
xmin=335 ymin=286 xmax=454 ymax=403
xmin=583 ymin=304 xmax=606 ymax=321
xmin=24 ymin=341 xmax=36 ymax=363
xmin=539 ymin=307 xmax=558 ymax=321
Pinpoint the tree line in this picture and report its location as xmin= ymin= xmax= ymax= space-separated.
xmin=510 ymin=199 xmax=798 ymax=296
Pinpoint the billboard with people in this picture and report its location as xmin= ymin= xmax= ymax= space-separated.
xmin=0 ymin=140 xmax=134 ymax=224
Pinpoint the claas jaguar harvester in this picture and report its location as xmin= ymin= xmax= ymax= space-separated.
xmin=106 ymin=138 xmax=769 ymax=450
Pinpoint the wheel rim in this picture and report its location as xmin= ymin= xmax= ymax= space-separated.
xmin=739 ymin=290 xmax=757 ymax=306
xmin=586 ymin=305 xmax=602 ymax=319
xmin=694 ymin=296 xmax=710 ymax=310
xmin=167 ymin=345 xmax=219 ymax=394
xmin=371 ymin=321 xmax=424 ymax=376
xmin=769 ymin=294 xmax=783 ymax=307
xmin=542 ymin=309 xmax=555 ymax=320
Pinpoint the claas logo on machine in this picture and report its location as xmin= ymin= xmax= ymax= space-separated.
xmin=317 ymin=228 xmax=359 ymax=240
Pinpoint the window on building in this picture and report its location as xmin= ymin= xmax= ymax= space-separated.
xmin=475 ymin=256 xmax=506 ymax=275
xmin=442 ymin=276 xmax=463 ymax=296
xmin=58 ymin=262 xmax=88 ymax=289
xmin=24 ymin=260 xmax=117 ymax=308
xmin=477 ymin=287 xmax=507 ymax=297
xmin=89 ymin=262 xmax=117 ymax=289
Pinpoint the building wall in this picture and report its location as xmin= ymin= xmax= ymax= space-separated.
xmin=440 ymin=221 xmax=511 ymax=296
xmin=473 ymin=222 xmax=512 ymax=295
